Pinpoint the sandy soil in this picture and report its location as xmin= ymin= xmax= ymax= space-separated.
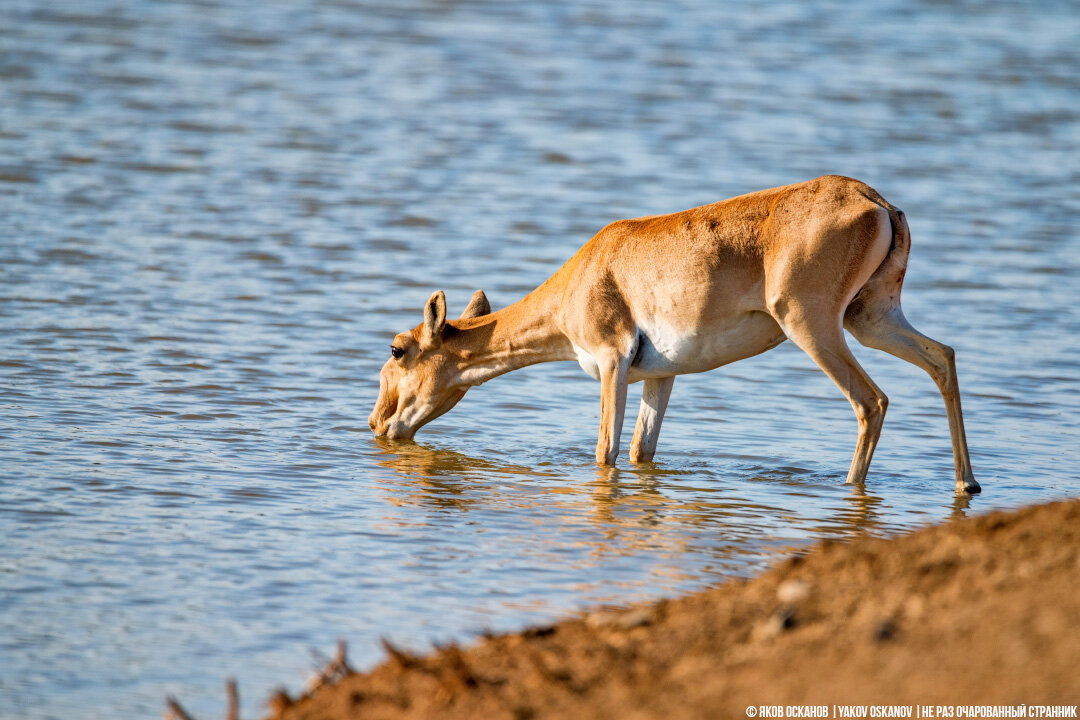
xmin=265 ymin=498 xmax=1080 ymax=720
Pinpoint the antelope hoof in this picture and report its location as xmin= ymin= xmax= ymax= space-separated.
xmin=957 ymin=476 xmax=981 ymax=495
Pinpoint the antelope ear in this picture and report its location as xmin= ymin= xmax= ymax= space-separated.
xmin=421 ymin=290 xmax=447 ymax=348
xmin=459 ymin=289 xmax=491 ymax=319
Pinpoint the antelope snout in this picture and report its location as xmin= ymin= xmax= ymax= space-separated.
xmin=368 ymin=411 xmax=387 ymax=436
xmin=382 ymin=422 xmax=415 ymax=441
xmin=368 ymin=414 xmax=415 ymax=441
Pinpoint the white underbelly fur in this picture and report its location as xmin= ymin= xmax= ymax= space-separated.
xmin=572 ymin=311 xmax=786 ymax=383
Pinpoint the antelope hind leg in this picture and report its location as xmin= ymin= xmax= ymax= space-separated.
xmin=776 ymin=306 xmax=889 ymax=485
xmin=846 ymin=304 xmax=980 ymax=494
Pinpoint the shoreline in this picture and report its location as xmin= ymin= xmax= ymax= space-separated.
xmin=260 ymin=498 xmax=1080 ymax=719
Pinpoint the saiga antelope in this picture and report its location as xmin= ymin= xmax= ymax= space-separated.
xmin=369 ymin=176 xmax=980 ymax=494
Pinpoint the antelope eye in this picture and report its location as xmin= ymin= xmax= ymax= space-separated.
xmin=390 ymin=346 xmax=405 ymax=359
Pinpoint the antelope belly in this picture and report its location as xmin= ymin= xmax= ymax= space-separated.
xmin=631 ymin=312 xmax=785 ymax=378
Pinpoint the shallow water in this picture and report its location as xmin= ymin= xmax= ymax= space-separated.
xmin=2 ymin=0 xmax=1079 ymax=717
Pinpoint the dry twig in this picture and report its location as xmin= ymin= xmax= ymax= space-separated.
xmin=225 ymin=678 xmax=239 ymax=720
xmin=164 ymin=697 xmax=195 ymax=720
xmin=305 ymin=639 xmax=353 ymax=692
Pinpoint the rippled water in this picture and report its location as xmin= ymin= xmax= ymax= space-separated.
xmin=2 ymin=0 xmax=1079 ymax=717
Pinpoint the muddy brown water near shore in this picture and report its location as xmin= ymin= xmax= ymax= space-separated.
xmin=2 ymin=0 xmax=1080 ymax=718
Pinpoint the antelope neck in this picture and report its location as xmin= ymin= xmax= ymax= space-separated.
xmin=452 ymin=290 xmax=574 ymax=386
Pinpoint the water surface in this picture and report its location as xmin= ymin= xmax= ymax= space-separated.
xmin=2 ymin=0 xmax=1079 ymax=717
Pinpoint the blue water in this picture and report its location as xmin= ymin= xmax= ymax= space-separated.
xmin=2 ymin=0 xmax=1079 ymax=717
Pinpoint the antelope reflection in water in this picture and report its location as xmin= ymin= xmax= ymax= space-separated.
xmin=369 ymin=438 xmax=896 ymax=562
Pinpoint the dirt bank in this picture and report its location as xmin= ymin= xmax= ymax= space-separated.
xmin=267 ymin=498 xmax=1080 ymax=720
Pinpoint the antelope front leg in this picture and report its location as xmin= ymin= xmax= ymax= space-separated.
xmin=629 ymin=376 xmax=675 ymax=463
xmin=595 ymin=353 xmax=631 ymax=465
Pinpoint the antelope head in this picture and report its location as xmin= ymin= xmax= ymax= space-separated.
xmin=368 ymin=289 xmax=491 ymax=440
